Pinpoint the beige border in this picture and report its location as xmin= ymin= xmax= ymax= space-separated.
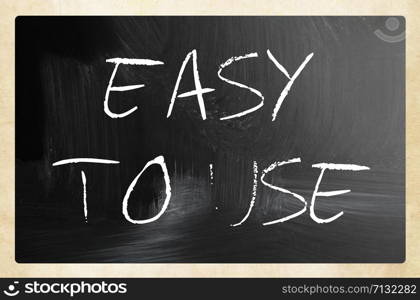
xmin=1 ymin=0 xmax=419 ymax=277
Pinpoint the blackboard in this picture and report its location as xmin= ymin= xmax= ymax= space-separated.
xmin=16 ymin=16 xmax=405 ymax=262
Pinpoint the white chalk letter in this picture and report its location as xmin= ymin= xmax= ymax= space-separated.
xmin=231 ymin=161 xmax=258 ymax=227
xmin=105 ymin=58 xmax=164 ymax=118
xmin=310 ymin=163 xmax=370 ymax=224
xmin=122 ymin=155 xmax=171 ymax=224
xmin=267 ymin=50 xmax=313 ymax=121
xmin=260 ymin=158 xmax=307 ymax=225
xmin=81 ymin=170 xmax=88 ymax=223
xmin=52 ymin=157 xmax=120 ymax=223
xmin=166 ymin=49 xmax=214 ymax=120
xmin=218 ymin=53 xmax=264 ymax=120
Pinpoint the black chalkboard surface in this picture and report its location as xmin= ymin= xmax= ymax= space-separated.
xmin=16 ymin=16 xmax=405 ymax=263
